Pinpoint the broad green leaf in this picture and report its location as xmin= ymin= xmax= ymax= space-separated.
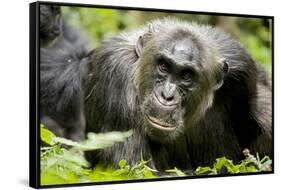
xmin=51 ymin=130 xmax=133 ymax=151
xmin=40 ymin=124 xmax=56 ymax=145
xmin=215 ymin=157 xmax=233 ymax=171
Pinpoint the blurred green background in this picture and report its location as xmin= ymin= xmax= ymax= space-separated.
xmin=62 ymin=6 xmax=272 ymax=75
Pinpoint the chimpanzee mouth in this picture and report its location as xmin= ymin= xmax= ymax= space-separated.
xmin=146 ymin=115 xmax=176 ymax=131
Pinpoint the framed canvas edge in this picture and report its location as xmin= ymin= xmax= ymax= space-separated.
xmin=29 ymin=1 xmax=41 ymax=189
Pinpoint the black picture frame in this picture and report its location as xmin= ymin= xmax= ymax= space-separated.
xmin=29 ymin=1 xmax=274 ymax=188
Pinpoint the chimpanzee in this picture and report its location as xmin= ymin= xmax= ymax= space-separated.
xmin=40 ymin=4 xmax=89 ymax=48
xmin=85 ymin=19 xmax=272 ymax=171
xmin=40 ymin=5 xmax=61 ymax=47
xmin=40 ymin=4 xmax=93 ymax=141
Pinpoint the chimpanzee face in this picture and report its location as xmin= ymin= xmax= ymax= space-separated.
xmin=40 ymin=5 xmax=62 ymax=46
xmin=135 ymin=29 xmax=228 ymax=141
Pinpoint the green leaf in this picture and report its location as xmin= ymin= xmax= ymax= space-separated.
xmin=174 ymin=167 xmax=186 ymax=177
xmin=112 ymin=169 xmax=126 ymax=176
xmin=260 ymin=160 xmax=272 ymax=171
xmin=260 ymin=156 xmax=270 ymax=163
xmin=40 ymin=124 xmax=56 ymax=145
xmin=246 ymin=165 xmax=257 ymax=172
xmin=50 ymin=130 xmax=133 ymax=151
xmin=143 ymin=170 xmax=155 ymax=178
xmin=215 ymin=157 xmax=233 ymax=171
xmin=118 ymin=159 xmax=127 ymax=168
xmin=195 ymin=166 xmax=214 ymax=175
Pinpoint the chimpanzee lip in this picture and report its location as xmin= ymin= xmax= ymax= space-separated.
xmin=146 ymin=115 xmax=176 ymax=131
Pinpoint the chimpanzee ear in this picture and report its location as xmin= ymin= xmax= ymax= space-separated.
xmin=222 ymin=59 xmax=230 ymax=75
xmin=136 ymin=24 xmax=157 ymax=57
xmin=136 ymin=35 xmax=144 ymax=57
xmin=213 ymin=59 xmax=229 ymax=90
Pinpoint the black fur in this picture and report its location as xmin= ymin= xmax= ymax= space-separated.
xmin=85 ymin=19 xmax=272 ymax=171
xmin=40 ymin=5 xmax=93 ymax=141
xmin=40 ymin=37 xmax=92 ymax=141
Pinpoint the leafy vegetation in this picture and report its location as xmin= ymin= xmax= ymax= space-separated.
xmin=40 ymin=124 xmax=157 ymax=185
xmin=195 ymin=155 xmax=272 ymax=175
xmin=40 ymin=125 xmax=272 ymax=186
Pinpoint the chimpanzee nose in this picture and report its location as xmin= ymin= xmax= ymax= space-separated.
xmin=161 ymin=91 xmax=174 ymax=101
xmin=161 ymin=82 xmax=176 ymax=102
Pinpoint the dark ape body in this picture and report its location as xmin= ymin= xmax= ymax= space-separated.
xmin=40 ymin=5 xmax=92 ymax=141
xmin=40 ymin=38 xmax=91 ymax=141
xmin=85 ymin=19 xmax=272 ymax=171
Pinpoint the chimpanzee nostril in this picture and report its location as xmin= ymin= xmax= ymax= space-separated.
xmin=166 ymin=96 xmax=174 ymax=101
xmin=161 ymin=90 xmax=174 ymax=101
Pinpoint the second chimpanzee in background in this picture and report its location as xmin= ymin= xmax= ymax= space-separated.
xmin=40 ymin=5 xmax=61 ymax=47
xmin=39 ymin=4 xmax=93 ymax=141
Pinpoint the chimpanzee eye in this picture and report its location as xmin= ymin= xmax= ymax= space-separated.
xmin=51 ymin=6 xmax=60 ymax=13
xmin=182 ymin=70 xmax=194 ymax=82
xmin=158 ymin=60 xmax=168 ymax=73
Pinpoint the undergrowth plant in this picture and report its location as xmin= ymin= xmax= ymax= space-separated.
xmin=40 ymin=124 xmax=272 ymax=185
